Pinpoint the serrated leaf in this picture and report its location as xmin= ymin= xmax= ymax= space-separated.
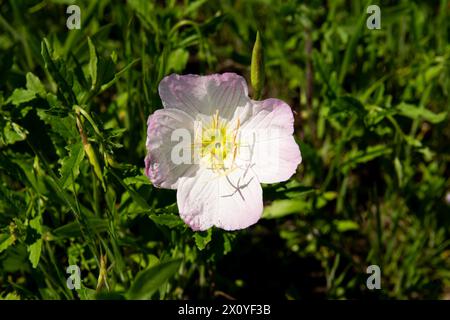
xmin=59 ymin=142 xmax=85 ymax=188
xmin=194 ymin=229 xmax=212 ymax=250
xmin=7 ymin=89 xmax=36 ymax=105
xmin=149 ymin=214 xmax=184 ymax=229
xmin=87 ymin=37 xmax=116 ymax=92
xmin=26 ymin=72 xmax=46 ymax=97
xmin=41 ymin=39 xmax=77 ymax=106
xmin=36 ymin=109 xmax=78 ymax=140
xmin=126 ymin=259 xmax=182 ymax=300
xmin=2 ymin=121 xmax=28 ymax=145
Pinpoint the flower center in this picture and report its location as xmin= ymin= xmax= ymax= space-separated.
xmin=197 ymin=110 xmax=240 ymax=173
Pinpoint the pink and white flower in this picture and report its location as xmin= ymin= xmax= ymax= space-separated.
xmin=145 ymin=73 xmax=302 ymax=231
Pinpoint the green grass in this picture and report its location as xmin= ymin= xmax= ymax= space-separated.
xmin=0 ymin=0 xmax=449 ymax=299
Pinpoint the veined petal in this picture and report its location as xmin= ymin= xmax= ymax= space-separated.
xmin=158 ymin=73 xmax=250 ymax=119
xmin=145 ymin=108 xmax=198 ymax=189
xmin=177 ymin=168 xmax=263 ymax=231
xmin=236 ymin=98 xmax=302 ymax=183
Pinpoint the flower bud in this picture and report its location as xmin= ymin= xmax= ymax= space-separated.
xmin=251 ymin=31 xmax=265 ymax=100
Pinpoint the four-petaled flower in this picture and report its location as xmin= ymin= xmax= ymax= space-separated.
xmin=145 ymin=73 xmax=302 ymax=231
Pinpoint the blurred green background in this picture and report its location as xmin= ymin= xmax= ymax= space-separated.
xmin=0 ymin=0 xmax=449 ymax=299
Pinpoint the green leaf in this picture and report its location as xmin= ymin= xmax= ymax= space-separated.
xmin=126 ymin=259 xmax=182 ymax=300
xmin=41 ymin=39 xmax=77 ymax=106
xmin=222 ymin=232 xmax=236 ymax=255
xmin=52 ymin=218 xmax=109 ymax=239
xmin=86 ymin=38 xmax=115 ymax=93
xmin=200 ymin=12 xmax=226 ymax=35
xmin=30 ymin=215 xmax=43 ymax=233
xmin=334 ymin=220 xmax=359 ymax=232
xmin=149 ymin=214 xmax=184 ymax=229
xmin=338 ymin=2 xmax=368 ymax=84
xmin=0 ymin=292 xmax=21 ymax=300
xmin=185 ymin=0 xmax=208 ymax=16
xmin=397 ymin=103 xmax=447 ymax=124
xmin=7 ymin=89 xmax=36 ymax=105
xmin=263 ymin=199 xmax=309 ymax=219
xmin=36 ymin=109 xmax=78 ymax=140
xmin=123 ymin=175 xmax=152 ymax=186
xmin=28 ymin=239 xmax=42 ymax=268
xmin=341 ymin=145 xmax=392 ymax=173
xmin=96 ymin=57 xmax=115 ymax=89
xmin=127 ymin=0 xmax=156 ymax=30
xmin=26 ymin=72 xmax=46 ymax=97
xmin=1 ymin=121 xmax=28 ymax=145
xmin=193 ymin=229 xmax=212 ymax=250
xmin=330 ymin=96 xmax=366 ymax=118
xmin=78 ymin=287 xmax=97 ymax=300
xmin=59 ymin=142 xmax=85 ymax=188
xmin=312 ymin=49 xmax=337 ymax=98
xmin=167 ymin=49 xmax=189 ymax=73
xmin=98 ymin=58 xmax=139 ymax=94
xmin=110 ymin=169 xmax=151 ymax=210
xmin=0 ymin=234 xmax=15 ymax=253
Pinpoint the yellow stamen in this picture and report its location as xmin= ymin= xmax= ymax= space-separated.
xmin=197 ymin=111 xmax=241 ymax=174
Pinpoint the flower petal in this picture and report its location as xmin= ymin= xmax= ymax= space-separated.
xmin=145 ymin=108 xmax=198 ymax=189
xmin=237 ymin=98 xmax=302 ymax=183
xmin=177 ymin=168 xmax=263 ymax=231
xmin=158 ymin=73 xmax=250 ymax=119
